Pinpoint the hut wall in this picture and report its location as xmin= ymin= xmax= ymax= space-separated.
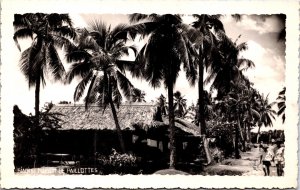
xmin=39 ymin=130 xmax=133 ymax=156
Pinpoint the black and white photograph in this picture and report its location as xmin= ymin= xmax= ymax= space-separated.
xmin=1 ymin=0 xmax=298 ymax=189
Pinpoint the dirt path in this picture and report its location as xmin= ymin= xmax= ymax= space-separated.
xmin=204 ymin=146 xmax=278 ymax=176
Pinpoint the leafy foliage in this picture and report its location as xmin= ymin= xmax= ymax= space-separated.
xmin=277 ymin=87 xmax=286 ymax=123
xmin=14 ymin=13 xmax=75 ymax=87
xmin=65 ymin=21 xmax=137 ymax=109
xmin=13 ymin=104 xmax=62 ymax=168
xmin=13 ymin=13 xmax=75 ymax=120
xmin=96 ymin=149 xmax=139 ymax=174
xmin=128 ymin=14 xmax=199 ymax=167
xmin=66 ymin=20 xmax=140 ymax=153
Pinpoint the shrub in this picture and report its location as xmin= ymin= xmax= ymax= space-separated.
xmin=13 ymin=104 xmax=62 ymax=169
xmin=96 ymin=149 xmax=139 ymax=175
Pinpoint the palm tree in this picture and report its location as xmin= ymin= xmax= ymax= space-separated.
xmin=242 ymin=87 xmax=261 ymax=145
xmin=205 ymin=37 xmax=255 ymax=99
xmin=189 ymin=15 xmax=223 ymax=136
xmin=214 ymin=80 xmax=261 ymax=157
xmin=13 ymin=13 xmax=75 ymax=125
xmin=156 ymin=94 xmax=168 ymax=116
xmin=129 ymin=14 xmax=197 ymax=168
xmin=65 ymin=21 xmax=137 ymax=153
xmin=277 ymin=87 xmax=286 ymax=123
xmin=256 ymin=93 xmax=277 ymax=143
xmin=173 ymin=91 xmax=187 ymax=118
xmin=189 ymin=14 xmax=240 ymax=164
xmin=131 ymin=88 xmax=146 ymax=102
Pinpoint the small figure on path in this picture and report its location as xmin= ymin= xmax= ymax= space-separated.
xmin=260 ymin=146 xmax=274 ymax=176
xmin=253 ymin=141 xmax=264 ymax=170
xmin=274 ymin=141 xmax=285 ymax=176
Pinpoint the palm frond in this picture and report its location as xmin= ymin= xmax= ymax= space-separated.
xmin=129 ymin=13 xmax=149 ymax=23
xmin=51 ymin=35 xmax=74 ymax=50
xmin=112 ymin=88 xmax=123 ymax=107
xmin=65 ymin=61 xmax=92 ymax=84
xmin=19 ymin=38 xmax=44 ymax=87
xmin=52 ymin=26 xmax=76 ymax=39
xmin=207 ymin=15 xmax=225 ymax=32
xmin=238 ymin=58 xmax=255 ymax=70
xmin=110 ymin=23 xmax=130 ymax=42
xmin=13 ymin=14 xmax=29 ymax=29
xmin=84 ymin=74 xmax=97 ymax=110
xmin=13 ymin=28 xmax=33 ymax=51
xmin=277 ymin=105 xmax=286 ymax=115
xmin=19 ymin=48 xmax=36 ymax=87
xmin=115 ymin=70 xmax=134 ymax=99
xmin=46 ymin=44 xmax=66 ymax=80
xmin=73 ymin=71 xmax=93 ymax=102
xmin=279 ymin=87 xmax=286 ymax=96
xmin=236 ymin=42 xmax=248 ymax=52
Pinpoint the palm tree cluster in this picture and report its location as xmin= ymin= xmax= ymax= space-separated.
xmin=14 ymin=13 xmax=281 ymax=169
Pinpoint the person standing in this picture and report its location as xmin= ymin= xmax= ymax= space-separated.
xmin=274 ymin=142 xmax=285 ymax=176
xmin=260 ymin=145 xmax=274 ymax=176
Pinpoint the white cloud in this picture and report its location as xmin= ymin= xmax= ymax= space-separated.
xmin=241 ymin=40 xmax=266 ymax=61
xmin=241 ymin=40 xmax=285 ymax=102
xmin=237 ymin=15 xmax=283 ymax=34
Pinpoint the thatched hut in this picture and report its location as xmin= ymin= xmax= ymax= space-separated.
xmin=39 ymin=103 xmax=202 ymax=166
xmin=40 ymin=103 xmax=157 ymax=156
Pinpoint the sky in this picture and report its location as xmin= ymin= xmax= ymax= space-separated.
xmin=10 ymin=14 xmax=287 ymax=131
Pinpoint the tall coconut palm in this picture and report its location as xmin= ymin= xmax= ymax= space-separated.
xmin=13 ymin=13 xmax=75 ymax=125
xmin=189 ymin=15 xmax=223 ymax=135
xmin=65 ymin=21 xmax=137 ymax=153
xmin=256 ymin=94 xmax=277 ymax=143
xmin=277 ymin=87 xmax=286 ymax=123
xmin=242 ymin=87 xmax=261 ymax=144
xmin=129 ymin=14 xmax=197 ymax=168
xmin=188 ymin=14 xmax=236 ymax=164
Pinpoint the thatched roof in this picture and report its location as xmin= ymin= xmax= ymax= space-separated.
xmin=50 ymin=103 xmax=157 ymax=130
xmin=156 ymin=117 xmax=201 ymax=136
xmin=50 ymin=103 xmax=201 ymax=136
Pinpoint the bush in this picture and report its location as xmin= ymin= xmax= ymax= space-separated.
xmin=96 ymin=149 xmax=140 ymax=175
xmin=13 ymin=104 xmax=62 ymax=169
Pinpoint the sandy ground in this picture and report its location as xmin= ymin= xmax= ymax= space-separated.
xmin=204 ymin=146 xmax=278 ymax=176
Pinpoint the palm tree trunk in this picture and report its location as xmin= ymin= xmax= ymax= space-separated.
xmin=107 ymin=74 xmax=126 ymax=153
xmin=198 ymin=54 xmax=206 ymax=135
xmin=33 ymin=73 xmax=41 ymax=159
xmin=256 ymin=126 xmax=261 ymax=143
xmin=198 ymin=55 xmax=212 ymax=165
xmin=234 ymin=125 xmax=240 ymax=158
xmin=35 ymin=73 xmax=41 ymax=127
xmin=109 ymin=99 xmax=126 ymax=153
xmin=168 ymin=81 xmax=176 ymax=169
xmin=237 ymin=116 xmax=245 ymax=152
xmin=247 ymin=125 xmax=251 ymax=143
